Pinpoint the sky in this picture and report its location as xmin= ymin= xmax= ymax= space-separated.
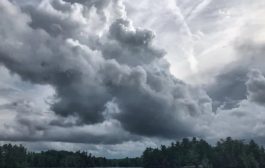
xmin=0 ymin=0 xmax=265 ymax=158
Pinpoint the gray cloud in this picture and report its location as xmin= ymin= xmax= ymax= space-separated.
xmin=246 ymin=69 xmax=265 ymax=105
xmin=206 ymin=66 xmax=247 ymax=111
xmin=205 ymin=69 xmax=265 ymax=142
xmin=0 ymin=0 xmax=111 ymax=124
xmin=101 ymin=19 xmax=164 ymax=66
xmin=101 ymin=63 xmax=211 ymax=138
xmin=2 ymin=0 xmax=265 ymax=154
xmin=23 ymin=4 xmax=80 ymax=37
xmin=206 ymin=41 xmax=265 ymax=111
xmin=0 ymin=0 xmax=212 ymax=144
xmin=63 ymin=0 xmax=111 ymax=12
xmin=62 ymin=0 xmax=125 ymax=22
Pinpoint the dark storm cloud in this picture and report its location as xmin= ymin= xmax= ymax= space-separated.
xmin=0 ymin=99 xmax=139 ymax=144
xmin=100 ymin=61 xmax=210 ymax=138
xmin=206 ymin=66 xmax=247 ymax=111
xmin=23 ymin=5 xmax=78 ymax=37
xmin=2 ymin=124 xmax=140 ymax=144
xmin=246 ymin=70 xmax=265 ymax=105
xmin=101 ymin=19 xmax=164 ymax=66
xmin=0 ymin=0 xmax=110 ymax=124
xmin=208 ymin=68 xmax=265 ymax=141
xmin=206 ymin=41 xmax=265 ymax=110
xmin=0 ymin=0 xmax=212 ymax=143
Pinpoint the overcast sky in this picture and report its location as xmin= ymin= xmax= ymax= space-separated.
xmin=0 ymin=0 xmax=265 ymax=158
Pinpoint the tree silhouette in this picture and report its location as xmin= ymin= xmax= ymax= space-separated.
xmin=1 ymin=137 xmax=265 ymax=168
xmin=143 ymin=137 xmax=265 ymax=168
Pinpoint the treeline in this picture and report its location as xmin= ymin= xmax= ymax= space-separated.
xmin=27 ymin=150 xmax=142 ymax=167
xmin=1 ymin=137 xmax=265 ymax=168
xmin=142 ymin=137 xmax=265 ymax=168
xmin=0 ymin=144 xmax=142 ymax=168
xmin=0 ymin=144 xmax=27 ymax=168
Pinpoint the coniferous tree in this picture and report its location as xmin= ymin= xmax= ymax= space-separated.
xmin=142 ymin=137 xmax=265 ymax=168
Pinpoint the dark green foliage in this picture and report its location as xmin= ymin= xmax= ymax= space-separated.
xmin=0 ymin=143 xmax=142 ymax=168
xmin=0 ymin=144 xmax=27 ymax=168
xmin=142 ymin=137 xmax=265 ymax=168
xmin=1 ymin=137 xmax=265 ymax=168
xmin=26 ymin=150 xmax=142 ymax=167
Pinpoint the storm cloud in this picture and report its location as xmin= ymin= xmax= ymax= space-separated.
xmin=206 ymin=41 xmax=265 ymax=111
xmin=1 ymin=0 xmax=265 ymax=158
xmin=0 ymin=0 xmax=213 ymax=145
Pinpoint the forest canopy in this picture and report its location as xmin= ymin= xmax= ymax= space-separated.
xmin=1 ymin=137 xmax=265 ymax=168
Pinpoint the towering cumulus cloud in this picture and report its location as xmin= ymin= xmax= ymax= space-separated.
xmin=0 ymin=0 xmax=211 ymax=144
xmin=1 ymin=0 xmax=265 ymax=158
